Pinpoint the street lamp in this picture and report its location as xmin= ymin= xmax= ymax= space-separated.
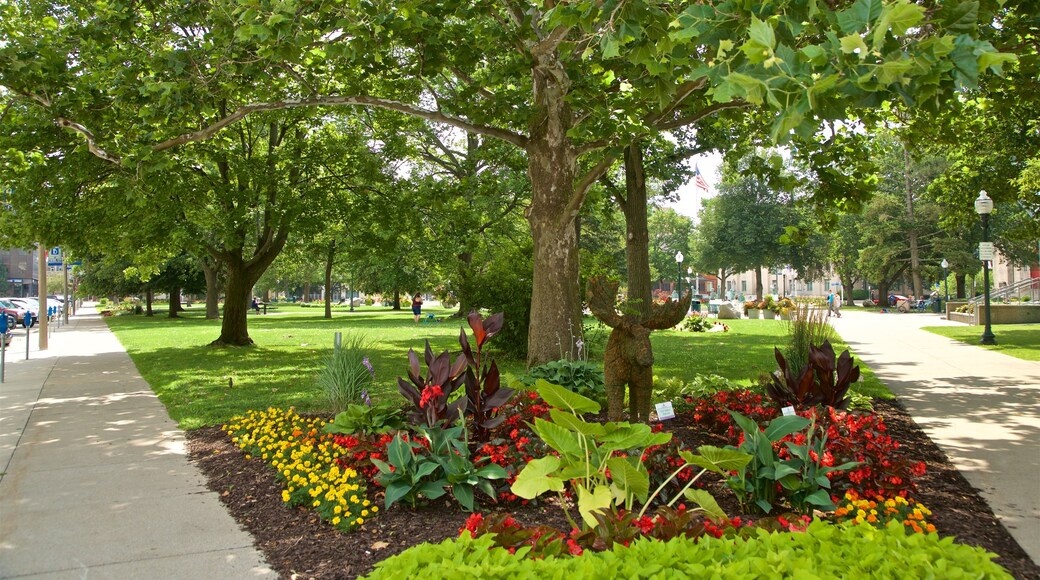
xmin=940 ymin=258 xmax=949 ymax=302
xmin=975 ymin=191 xmax=997 ymax=345
xmin=675 ymin=251 xmax=684 ymax=296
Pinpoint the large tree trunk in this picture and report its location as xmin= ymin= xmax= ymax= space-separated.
xmin=956 ymin=273 xmax=967 ymax=299
xmin=903 ymin=145 xmax=924 ymax=297
xmin=392 ymin=289 xmax=401 ymax=310
xmin=145 ymin=287 xmax=154 ymax=317
xmin=754 ymin=268 xmax=764 ymax=298
xmin=324 ymin=239 xmax=335 ymax=319
xmin=525 ymin=52 xmax=582 ymax=367
xmin=218 ymin=263 xmax=254 ymax=345
xmin=454 ymin=251 xmax=472 ymax=318
xmin=201 ymin=257 xmax=221 ymax=320
xmin=302 ymin=282 xmax=311 ymax=303
xmin=623 ymin=144 xmax=653 ymax=321
xmin=167 ymin=285 xmax=181 ymax=318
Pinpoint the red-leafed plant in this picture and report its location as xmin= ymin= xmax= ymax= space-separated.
xmin=397 ymin=341 xmax=468 ymax=428
xmin=459 ymin=312 xmax=516 ymax=444
xmin=766 ymin=341 xmax=860 ymax=410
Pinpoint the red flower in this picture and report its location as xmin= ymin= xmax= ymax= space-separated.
xmin=419 ymin=384 xmax=444 ymax=408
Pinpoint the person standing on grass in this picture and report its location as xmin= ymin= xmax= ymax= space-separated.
xmin=411 ymin=292 xmax=424 ymax=324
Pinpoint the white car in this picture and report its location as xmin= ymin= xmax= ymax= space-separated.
xmin=8 ymin=298 xmax=39 ymax=319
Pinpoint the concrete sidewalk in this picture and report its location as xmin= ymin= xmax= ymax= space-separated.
xmin=830 ymin=309 xmax=1040 ymax=564
xmin=0 ymin=308 xmax=271 ymax=578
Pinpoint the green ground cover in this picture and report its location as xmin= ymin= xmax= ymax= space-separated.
xmin=105 ymin=306 xmax=888 ymax=429
xmin=922 ymin=324 xmax=1040 ymax=361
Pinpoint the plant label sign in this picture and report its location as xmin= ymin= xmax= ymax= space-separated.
xmin=655 ymin=401 xmax=676 ymax=421
xmin=781 ymin=405 xmax=796 ymax=416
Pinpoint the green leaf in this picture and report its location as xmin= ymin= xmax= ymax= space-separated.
xmin=387 ymin=435 xmax=413 ymax=468
xmin=475 ymin=463 xmax=509 ymax=480
xmin=805 ymin=489 xmax=836 ymax=508
xmin=412 ymin=460 xmax=441 ymax=482
xmin=872 ymin=2 xmax=925 ymax=50
xmin=536 ymin=380 xmax=600 ymax=414
xmin=840 ymin=34 xmax=868 ymax=57
xmin=606 ymin=457 xmax=650 ymax=503
xmin=978 ymin=51 xmax=1017 ymax=75
xmin=601 ymin=35 xmax=620 ymax=59
xmin=384 ymin=481 xmax=412 ymax=509
xmin=549 ymin=409 xmax=605 ymax=437
xmin=773 ymin=463 xmax=799 ymax=481
xmin=576 ymin=484 xmax=613 ymax=528
xmin=837 ymin=0 xmax=884 ymax=34
xmin=419 ymin=480 xmax=448 ymax=500
xmin=684 ymin=488 xmax=728 ymax=520
xmin=533 ymin=417 xmax=585 ymax=457
xmin=799 ymin=45 xmax=826 ymax=66
xmin=764 ymin=415 xmax=811 ymax=441
xmin=687 ymin=446 xmax=753 ymax=474
xmin=452 ymin=484 xmax=475 ymax=511
xmin=748 ymin=17 xmax=775 ymax=52
xmin=511 ymin=456 xmax=564 ymax=499
xmin=599 ymin=422 xmax=656 ymax=451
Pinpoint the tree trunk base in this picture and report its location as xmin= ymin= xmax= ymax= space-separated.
xmin=208 ymin=337 xmax=255 ymax=347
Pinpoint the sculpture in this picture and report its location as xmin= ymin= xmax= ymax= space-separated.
xmin=587 ymin=277 xmax=691 ymax=422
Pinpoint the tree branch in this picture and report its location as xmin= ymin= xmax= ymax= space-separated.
xmin=654 ymin=100 xmax=750 ymax=131
xmin=152 ymin=95 xmax=529 ymax=152
xmin=562 ymin=153 xmax=619 ymax=225
xmin=55 ymin=118 xmax=122 ymax=165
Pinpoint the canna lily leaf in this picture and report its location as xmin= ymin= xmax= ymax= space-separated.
xmin=684 ymin=488 xmax=728 ymax=520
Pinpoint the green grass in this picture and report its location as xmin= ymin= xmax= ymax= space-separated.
xmin=921 ymin=323 xmax=1040 ymax=361
xmin=106 ymin=307 xmax=890 ymax=429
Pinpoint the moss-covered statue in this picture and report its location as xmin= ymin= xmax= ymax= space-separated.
xmin=587 ymin=277 xmax=691 ymax=422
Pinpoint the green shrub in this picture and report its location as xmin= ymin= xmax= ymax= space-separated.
xmin=316 ymin=333 xmax=376 ymax=414
xmin=323 ymin=403 xmax=406 ymax=436
xmin=518 ymin=360 xmax=605 ymax=402
xmin=852 ymin=289 xmax=869 ymax=300
xmin=652 ymin=374 xmax=745 ymax=401
xmin=365 ymin=520 xmax=1011 ymax=579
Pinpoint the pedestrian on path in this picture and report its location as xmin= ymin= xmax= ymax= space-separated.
xmin=826 ymin=291 xmax=835 ymax=317
xmin=833 ymin=292 xmax=842 ymax=318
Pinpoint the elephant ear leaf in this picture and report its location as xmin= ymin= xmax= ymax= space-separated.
xmin=511 ymin=456 xmax=564 ymax=499
xmin=684 ymin=488 xmax=728 ymax=521
xmin=536 ymin=380 xmax=600 ymax=414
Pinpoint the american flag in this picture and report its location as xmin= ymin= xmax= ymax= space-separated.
xmin=693 ymin=165 xmax=710 ymax=193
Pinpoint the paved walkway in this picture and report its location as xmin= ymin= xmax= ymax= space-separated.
xmin=0 ymin=308 xmax=271 ymax=578
xmin=830 ymin=309 xmax=1040 ymax=564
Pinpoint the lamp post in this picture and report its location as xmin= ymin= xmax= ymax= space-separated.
xmin=940 ymin=258 xmax=949 ymax=302
xmin=975 ymin=191 xmax=997 ymax=345
xmin=675 ymin=251 xmax=684 ymax=297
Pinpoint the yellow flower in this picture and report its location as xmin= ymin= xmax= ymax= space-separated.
xmin=332 ymin=517 xmax=341 ymax=525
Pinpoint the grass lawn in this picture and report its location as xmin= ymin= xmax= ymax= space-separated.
xmin=105 ymin=305 xmax=890 ymax=429
xmin=921 ymin=323 xmax=1040 ymax=361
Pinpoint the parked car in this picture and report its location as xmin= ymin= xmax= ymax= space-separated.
xmin=0 ymin=299 xmax=29 ymax=328
xmin=8 ymin=298 xmax=39 ymax=319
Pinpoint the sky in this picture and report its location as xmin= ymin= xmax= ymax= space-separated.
xmin=663 ymin=151 xmax=723 ymax=220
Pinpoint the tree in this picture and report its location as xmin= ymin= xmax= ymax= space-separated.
xmin=1 ymin=0 xmax=1014 ymax=363
xmin=692 ymin=155 xmax=797 ymax=298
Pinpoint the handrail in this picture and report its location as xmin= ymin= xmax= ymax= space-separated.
xmin=968 ymin=277 xmax=1040 ymax=305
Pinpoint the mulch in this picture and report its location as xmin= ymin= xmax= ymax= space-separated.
xmin=186 ymin=399 xmax=1040 ymax=580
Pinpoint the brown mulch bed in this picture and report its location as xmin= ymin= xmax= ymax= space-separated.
xmin=187 ymin=399 xmax=1040 ymax=580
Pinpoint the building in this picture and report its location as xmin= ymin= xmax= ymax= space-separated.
xmin=0 ymin=248 xmax=40 ymax=297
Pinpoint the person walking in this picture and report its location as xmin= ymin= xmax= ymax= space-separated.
xmin=411 ymin=293 xmax=424 ymax=324
xmin=833 ymin=292 xmax=842 ymax=318
xmin=826 ymin=291 xmax=834 ymax=318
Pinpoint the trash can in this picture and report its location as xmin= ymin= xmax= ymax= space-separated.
xmin=932 ymin=299 xmax=942 ymax=313
xmin=692 ymin=300 xmax=701 ymax=313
